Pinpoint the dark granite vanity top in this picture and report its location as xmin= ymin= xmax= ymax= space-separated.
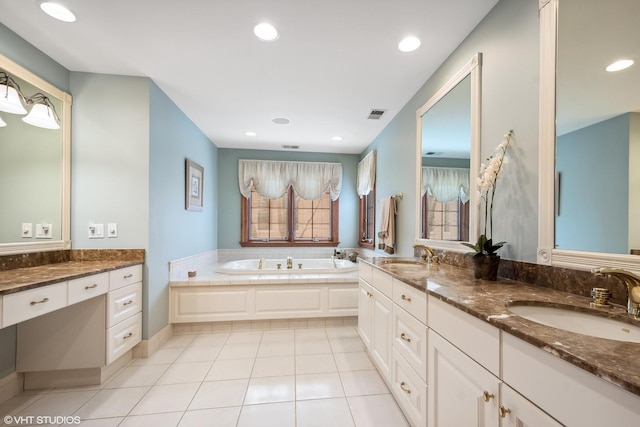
xmin=360 ymin=257 xmax=640 ymax=397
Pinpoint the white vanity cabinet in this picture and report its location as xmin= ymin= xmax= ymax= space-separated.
xmin=357 ymin=263 xmax=393 ymax=382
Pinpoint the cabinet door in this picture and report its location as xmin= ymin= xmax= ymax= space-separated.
xmin=357 ymin=279 xmax=372 ymax=348
xmin=500 ymin=384 xmax=562 ymax=427
xmin=370 ymin=287 xmax=392 ymax=382
xmin=428 ymin=329 xmax=500 ymax=427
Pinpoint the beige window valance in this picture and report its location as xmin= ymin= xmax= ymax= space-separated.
xmin=238 ymin=159 xmax=343 ymax=201
xmin=421 ymin=167 xmax=470 ymax=203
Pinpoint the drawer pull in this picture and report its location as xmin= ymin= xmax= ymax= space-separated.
xmin=483 ymin=391 xmax=494 ymax=402
xmin=366 ymin=292 xmax=373 ymax=298
xmin=30 ymin=298 xmax=49 ymax=306
xmin=400 ymin=333 xmax=411 ymax=343
xmin=401 ymin=294 xmax=412 ymax=302
xmin=123 ymin=300 xmax=134 ymax=306
xmin=85 ymin=284 xmax=98 ymax=290
xmin=499 ymin=405 xmax=511 ymax=418
xmin=123 ymin=274 xmax=133 ymax=279
xmin=400 ymin=382 xmax=411 ymax=394
xmin=123 ymin=332 xmax=133 ymax=339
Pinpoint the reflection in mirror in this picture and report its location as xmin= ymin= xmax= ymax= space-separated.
xmin=555 ymin=0 xmax=640 ymax=255
xmin=0 ymin=54 xmax=71 ymax=254
xmin=420 ymin=75 xmax=471 ymax=241
xmin=415 ymin=53 xmax=481 ymax=252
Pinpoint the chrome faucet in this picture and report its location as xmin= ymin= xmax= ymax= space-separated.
xmin=592 ymin=267 xmax=640 ymax=316
xmin=412 ymin=244 xmax=439 ymax=264
xmin=286 ymin=256 xmax=293 ymax=269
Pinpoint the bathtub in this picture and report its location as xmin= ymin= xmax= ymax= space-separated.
xmin=216 ymin=258 xmax=358 ymax=275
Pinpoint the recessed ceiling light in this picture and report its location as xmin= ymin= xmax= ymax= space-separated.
xmin=331 ymin=136 xmax=343 ymax=141
xmin=254 ymin=23 xmax=279 ymax=41
xmin=244 ymin=131 xmax=257 ymax=137
xmin=398 ymin=36 xmax=421 ymax=53
xmin=39 ymin=1 xmax=76 ymax=22
xmin=272 ymin=117 xmax=290 ymax=125
xmin=606 ymin=59 xmax=634 ymax=72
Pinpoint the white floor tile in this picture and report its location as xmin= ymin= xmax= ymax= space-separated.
xmin=348 ymin=394 xmax=409 ymax=427
xmin=217 ymin=342 xmax=260 ymax=360
xmin=190 ymin=333 xmax=230 ymax=347
xmin=130 ymin=348 xmax=184 ymax=366
xmin=244 ymin=376 xmax=295 ymax=405
xmin=118 ymin=411 xmax=183 ymax=427
xmin=174 ymin=346 xmax=221 ymax=363
xmin=75 ymin=387 xmax=150 ymax=419
xmin=261 ymin=330 xmax=295 ymax=343
xmin=156 ymin=361 xmax=212 ymax=385
xmin=296 ymin=373 xmax=345 ymax=400
xmin=68 ymin=418 xmax=123 ymax=427
xmin=178 ymin=407 xmax=241 ymax=427
xmin=0 ymin=394 xmax=47 ymax=417
xmin=237 ymin=402 xmax=295 ymax=427
xmin=16 ymin=390 xmax=97 ymax=417
xmin=296 ymin=397 xmax=355 ymax=427
xmin=205 ymin=358 xmax=255 ymax=381
xmin=325 ymin=326 xmax=359 ymax=339
xmin=257 ymin=341 xmax=294 ymax=357
xmin=295 ymin=329 xmax=328 ymax=341
xmin=161 ymin=335 xmax=196 ymax=349
xmin=334 ymin=351 xmax=375 ymax=372
xmin=225 ymin=331 xmax=263 ymax=344
xmin=189 ymin=379 xmax=248 ymax=410
xmin=295 ymin=339 xmax=332 ymax=355
xmin=252 ymin=356 xmax=295 ymax=378
xmin=103 ymin=364 xmax=169 ymax=389
xmin=295 ymin=354 xmax=337 ymax=374
xmin=340 ymin=370 xmax=389 ymax=396
xmin=329 ymin=336 xmax=366 ymax=353
xmin=130 ymin=383 xmax=199 ymax=416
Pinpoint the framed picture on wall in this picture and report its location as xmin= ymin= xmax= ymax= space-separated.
xmin=185 ymin=158 xmax=204 ymax=211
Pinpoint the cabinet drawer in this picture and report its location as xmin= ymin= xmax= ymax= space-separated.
xmin=109 ymin=265 xmax=142 ymax=291
xmin=392 ymin=278 xmax=427 ymax=323
xmin=392 ymin=304 xmax=428 ymax=382
xmin=358 ymin=262 xmax=373 ymax=284
xmin=391 ymin=348 xmax=427 ymax=427
xmin=428 ymin=296 xmax=500 ymax=375
xmin=107 ymin=282 xmax=142 ymax=328
xmin=3 ymin=282 xmax=68 ymax=327
xmin=371 ymin=267 xmax=393 ymax=298
xmin=106 ymin=312 xmax=141 ymax=364
xmin=68 ymin=273 xmax=109 ymax=305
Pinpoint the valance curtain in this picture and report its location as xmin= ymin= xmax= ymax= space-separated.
xmin=356 ymin=150 xmax=376 ymax=197
xmin=238 ymin=159 xmax=343 ymax=201
xmin=421 ymin=167 xmax=470 ymax=203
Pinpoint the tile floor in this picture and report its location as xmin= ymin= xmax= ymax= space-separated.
xmin=0 ymin=326 xmax=409 ymax=427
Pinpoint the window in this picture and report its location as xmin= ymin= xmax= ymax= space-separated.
xmin=359 ymin=188 xmax=375 ymax=249
xmin=422 ymin=193 xmax=469 ymax=241
xmin=241 ymin=187 xmax=339 ymax=247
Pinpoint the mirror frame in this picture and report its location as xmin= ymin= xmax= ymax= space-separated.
xmin=538 ymin=0 xmax=640 ymax=272
xmin=415 ymin=52 xmax=482 ymax=251
xmin=0 ymin=53 xmax=71 ymax=255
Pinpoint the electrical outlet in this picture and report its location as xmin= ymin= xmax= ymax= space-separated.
xmin=35 ymin=223 xmax=52 ymax=239
xmin=22 ymin=223 xmax=33 ymax=238
xmin=107 ymin=223 xmax=118 ymax=238
xmin=88 ymin=223 xmax=104 ymax=239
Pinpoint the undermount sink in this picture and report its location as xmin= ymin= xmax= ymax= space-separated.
xmin=508 ymin=303 xmax=640 ymax=343
xmin=380 ymin=259 xmax=431 ymax=277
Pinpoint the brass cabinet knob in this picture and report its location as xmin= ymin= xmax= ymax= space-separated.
xmin=499 ymin=405 xmax=511 ymax=418
xmin=483 ymin=391 xmax=494 ymax=402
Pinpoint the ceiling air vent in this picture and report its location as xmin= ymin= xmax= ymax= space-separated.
xmin=367 ymin=109 xmax=387 ymax=120
xmin=282 ymin=145 xmax=299 ymax=150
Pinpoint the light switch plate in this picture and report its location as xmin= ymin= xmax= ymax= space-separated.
xmin=107 ymin=223 xmax=118 ymax=238
xmin=22 ymin=223 xmax=33 ymax=238
xmin=35 ymin=223 xmax=52 ymax=239
xmin=89 ymin=223 xmax=104 ymax=239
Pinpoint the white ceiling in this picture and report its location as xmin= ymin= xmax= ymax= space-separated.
xmin=0 ymin=0 xmax=498 ymax=154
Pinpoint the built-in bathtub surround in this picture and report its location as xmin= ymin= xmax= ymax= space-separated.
xmin=421 ymin=248 xmax=631 ymax=306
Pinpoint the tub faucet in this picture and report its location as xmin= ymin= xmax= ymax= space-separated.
xmin=412 ymin=244 xmax=439 ymax=264
xmin=592 ymin=267 xmax=640 ymax=316
xmin=286 ymin=256 xmax=293 ymax=269
xmin=258 ymin=258 xmax=266 ymax=270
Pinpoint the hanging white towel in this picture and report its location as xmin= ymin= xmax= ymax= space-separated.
xmin=378 ymin=196 xmax=397 ymax=254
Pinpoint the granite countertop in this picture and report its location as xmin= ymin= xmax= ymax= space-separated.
xmin=0 ymin=260 xmax=143 ymax=295
xmin=360 ymin=257 xmax=640 ymax=397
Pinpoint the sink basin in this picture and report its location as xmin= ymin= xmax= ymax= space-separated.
xmin=380 ymin=260 xmax=430 ymax=277
xmin=508 ymin=303 xmax=640 ymax=343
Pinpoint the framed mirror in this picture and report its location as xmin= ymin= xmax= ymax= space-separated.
xmin=415 ymin=53 xmax=482 ymax=251
xmin=538 ymin=0 xmax=640 ymax=271
xmin=0 ymin=53 xmax=71 ymax=255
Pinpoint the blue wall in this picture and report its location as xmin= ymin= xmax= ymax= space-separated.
xmin=556 ymin=114 xmax=629 ymax=253
xmin=148 ymin=81 xmax=218 ymax=337
xmin=217 ymin=149 xmax=359 ymax=249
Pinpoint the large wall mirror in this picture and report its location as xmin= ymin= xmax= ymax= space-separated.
xmin=0 ymin=53 xmax=71 ymax=255
xmin=538 ymin=0 xmax=640 ymax=271
xmin=415 ymin=53 xmax=482 ymax=251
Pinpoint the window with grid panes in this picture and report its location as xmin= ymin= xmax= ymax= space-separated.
xmin=423 ymin=193 xmax=469 ymax=241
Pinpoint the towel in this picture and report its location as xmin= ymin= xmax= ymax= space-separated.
xmin=378 ymin=196 xmax=397 ymax=254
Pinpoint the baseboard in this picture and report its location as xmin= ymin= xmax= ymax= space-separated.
xmin=172 ymin=316 xmax=358 ymax=334
xmin=0 ymin=372 xmax=23 ymax=404
xmin=132 ymin=323 xmax=173 ymax=358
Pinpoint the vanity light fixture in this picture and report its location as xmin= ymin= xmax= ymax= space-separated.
xmin=398 ymin=36 xmax=421 ymax=53
xmin=38 ymin=1 xmax=76 ymax=23
xmin=606 ymin=59 xmax=634 ymax=72
xmin=253 ymin=22 xmax=279 ymax=41
xmin=0 ymin=71 xmax=60 ymax=129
